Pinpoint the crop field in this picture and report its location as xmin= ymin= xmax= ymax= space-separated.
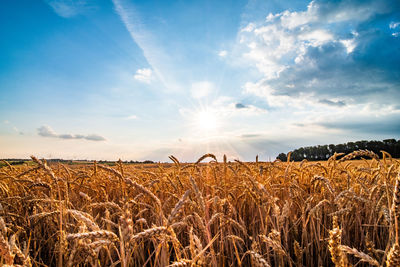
xmin=1 ymin=150 xmax=400 ymax=266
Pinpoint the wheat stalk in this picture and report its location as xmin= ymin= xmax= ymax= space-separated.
xmin=243 ymin=250 xmax=271 ymax=267
xmin=340 ymin=245 xmax=379 ymax=266
xmin=339 ymin=150 xmax=379 ymax=162
xmin=328 ymin=216 xmax=349 ymax=267
xmin=168 ymin=190 xmax=190 ymax=224
xmin=66 ymin=230 xmax=118 ymax=241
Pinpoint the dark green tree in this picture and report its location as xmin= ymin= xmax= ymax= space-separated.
xmin=277 ymin=153 xmax=287 ymax=161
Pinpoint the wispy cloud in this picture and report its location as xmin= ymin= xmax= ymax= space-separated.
xmin=37 ymin=125 xmax=106 ymax=141
xmin=13 ymin=126 xmax=24 ymax=135
xmin=84 ymin=134 xmax=107 ymax=141
xmin=45 ymin=0 xmax=90 ymax=18
xmin=318 ymin=99 xmax=346 ymax=107
xmin=3 ymin=120 xmax=24 ymax=135
xmin=134 ymin=68 xmax=153 ymax=84
xmin=240 ymin=133 xmax=262 ymax=138
xmin=112 ymin=0 xmax=180 ymax=91
xmin=233 ymin=102 xmax=267 ymax=114
xmin=124 ymin=115 xmax=138 ymax=120
xmin=218 ymin=50 xmax=228 ymax=57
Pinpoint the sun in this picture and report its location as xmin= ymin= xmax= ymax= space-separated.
xmin=182 ymin=104 xmax=222 ymax=139
xmin=194 ymin=109 xmax=219 ymax=132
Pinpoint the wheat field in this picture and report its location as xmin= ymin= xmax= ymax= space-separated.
xmin=0 ymin=150 xmax=400 ymax=266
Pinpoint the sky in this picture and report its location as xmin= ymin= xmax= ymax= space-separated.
xmin=0 ymin=0 xmax=399 ymax=162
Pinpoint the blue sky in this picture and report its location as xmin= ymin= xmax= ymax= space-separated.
xmin=0 ymin=0 xmax=399 ymax=161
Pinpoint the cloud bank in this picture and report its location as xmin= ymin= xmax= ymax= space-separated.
xmin=234 ymin=0 xmax=400 ymax=142
xmin=38 ymin=125 xmax=106 ymax=141
xmin=239 ymin=0 xmax=400 ymax=107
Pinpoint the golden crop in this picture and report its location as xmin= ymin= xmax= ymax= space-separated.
xmin=0 ymin=150 xmax=399 ymax=266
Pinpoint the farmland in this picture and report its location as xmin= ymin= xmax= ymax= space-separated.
xmin=1 ymin=150 xmax=400 ymax=266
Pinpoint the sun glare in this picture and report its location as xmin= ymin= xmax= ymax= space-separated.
xmin=194 ymin=109 xmax=219 ymax=133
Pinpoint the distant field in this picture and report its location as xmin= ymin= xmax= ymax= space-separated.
xmin=1 ymin=151 xmax=400 ymax=266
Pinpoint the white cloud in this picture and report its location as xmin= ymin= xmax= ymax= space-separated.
xmin=240 ymin=23 xmax=255 ymax=33
xmin=37 ymin=125 xmax=106 ymax=141
xmin=45 ymin=0 xmax=89 ymax=18
xmin=266 ymin=13 xmax=278 ymax=22
xmin=38 ymin=125 xmax=57 ymax=137
xmin=340 ymin=39 xmax=356 ymax=53
xmin=242 ymin=80 xmax=317 ymax=109
xmin=242 ymin=81 xmax=292 ymax=107
xmin=243 ymin=81 xmax=275 ymax=101
xmin=218 ymin=50 xmax=228 ymax=57
xmin=299 ymin=30 xmax=334 ymax=46
xmin=240 ymin=17 xmax=336 ymax=81
xmin=390 ymin=22 xmax=400 ymax=29
xmin=134 ymin=68 xmax=153 ymax=84
xmin=279 ymin=3 xmax=318 ymax=29
xmin=390 ymin=21 xmax=400 ymax=37
xmin=125 ymin=115 xmax=138 ymax=120
xmin=190 ymin=81 xmax=215 ymax=99
xmin=3 ymin=120 xmax=9 ymax=124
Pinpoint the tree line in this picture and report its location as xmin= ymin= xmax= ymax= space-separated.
xmin=276 ymin=139 xmax=400 ymax=161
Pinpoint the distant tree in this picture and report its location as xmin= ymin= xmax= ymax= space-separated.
xmin=328 ymin=144 xmax=335 ymax=153
xmin=277 ymin=153 xmax=287 ymax=161
xmin=336 ymin=143 xmax=346 ymax=153
xmin=10 ymin=160 xmax=25 ymax=165
xmin=347 ymin=142 xmax=356 ymax=153
xmin=320 ymin=145 xmax=329 ymax=160
xmin=298 ymin=147 xmax=306 ymax=159
xmin=355 ymin=141 xmax=366 ymax=150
